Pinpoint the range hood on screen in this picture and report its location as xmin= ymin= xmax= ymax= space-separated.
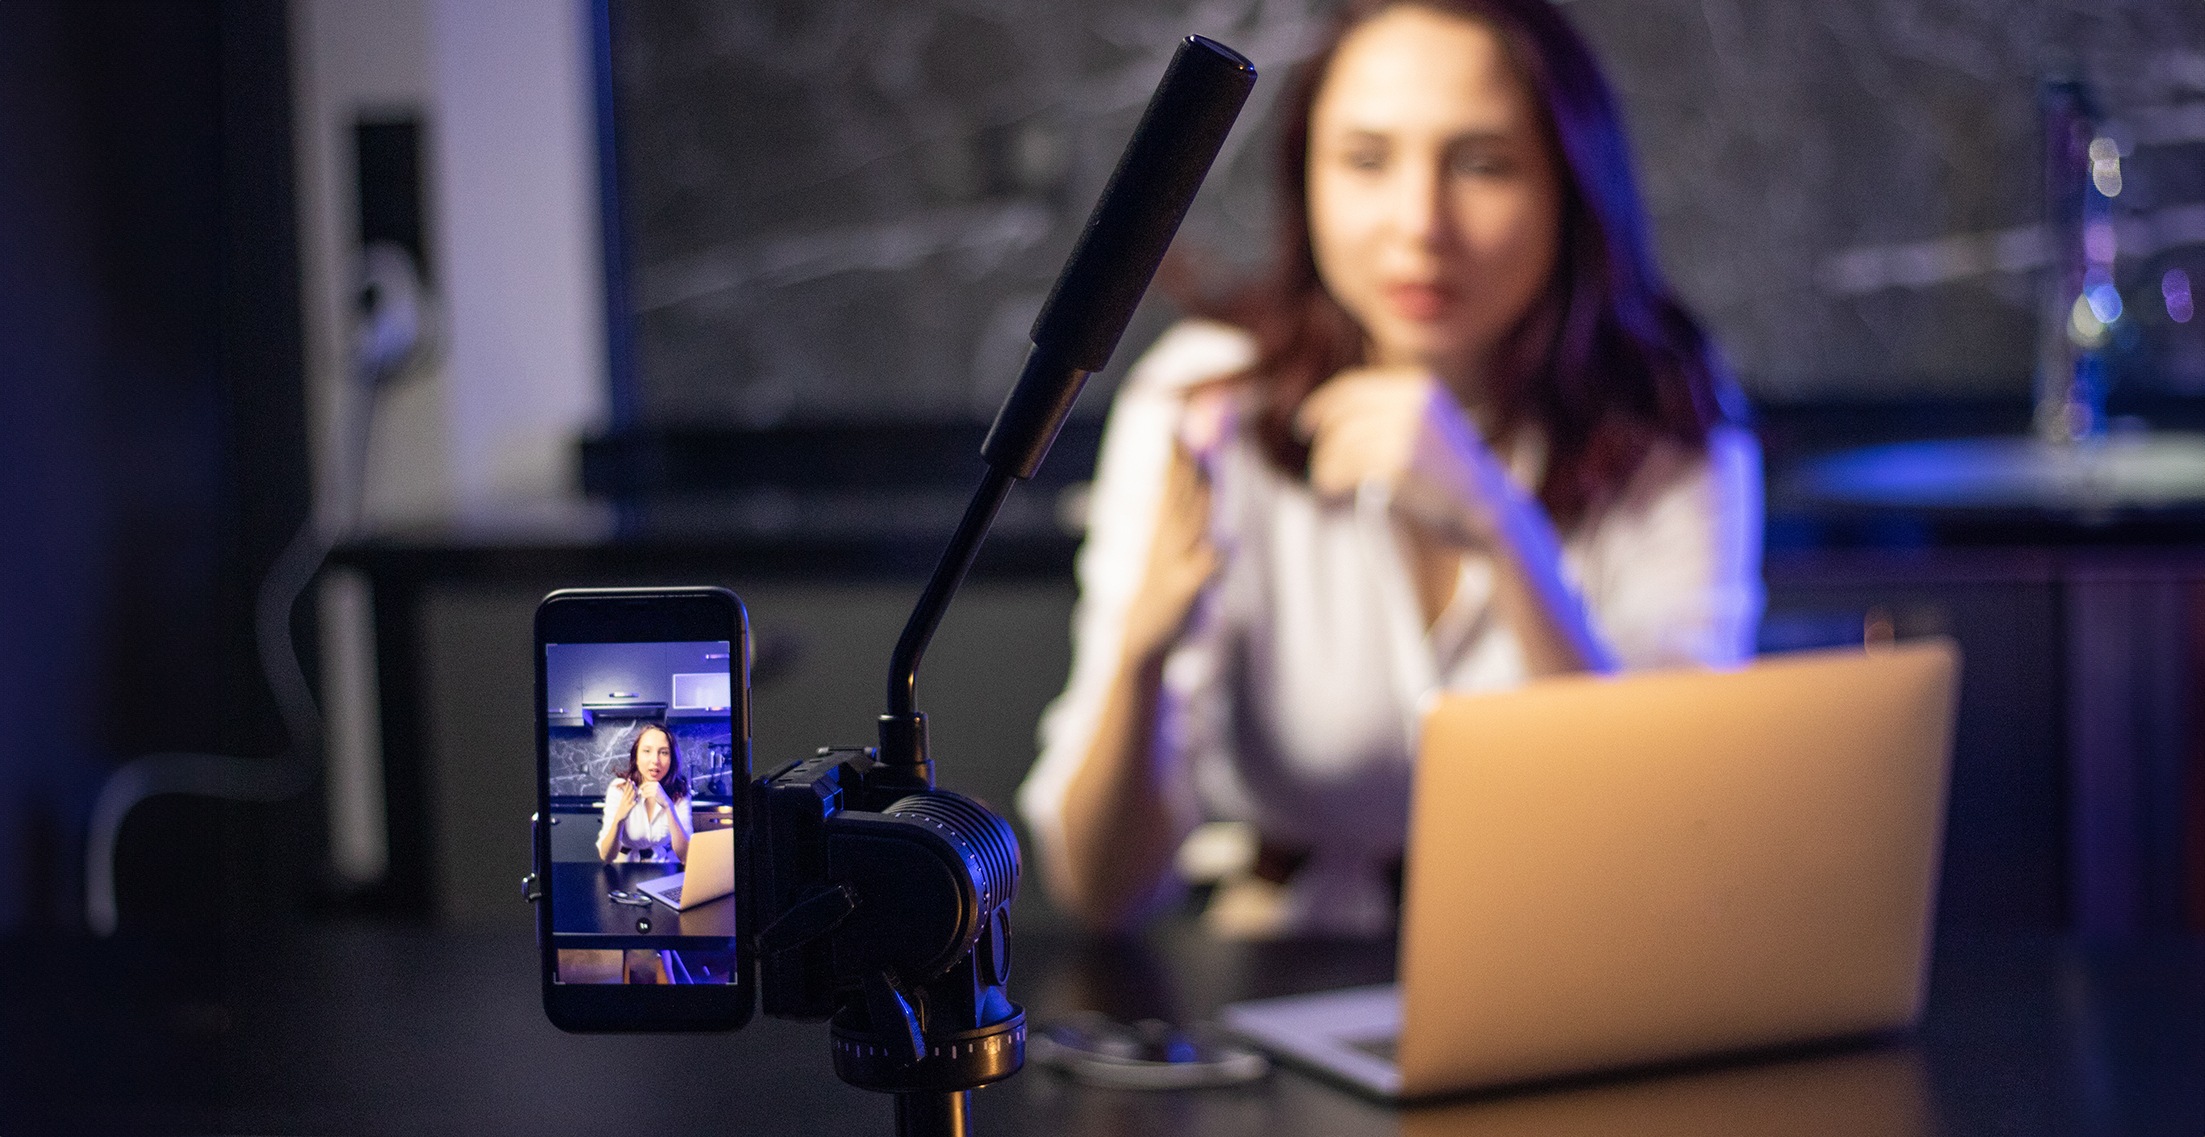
xmin=577 ymin=702 xmax=667 ymax=726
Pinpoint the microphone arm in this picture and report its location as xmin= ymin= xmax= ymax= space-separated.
xmin=878 ymin=35 xmax=1256 ymax=773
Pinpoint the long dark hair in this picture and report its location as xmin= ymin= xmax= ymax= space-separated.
xmin=621 ymin=723 xmax=689 ymax=801
xmin=1193 ymin=0 xmax=1744 ymax=527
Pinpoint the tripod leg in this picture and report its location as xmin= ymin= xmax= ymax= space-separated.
xmin=892 ymin=1090 xmax=968 ymax=1137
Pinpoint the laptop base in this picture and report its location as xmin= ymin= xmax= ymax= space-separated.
xmin=1222 ymin=985 xmax=1403 ymax=1098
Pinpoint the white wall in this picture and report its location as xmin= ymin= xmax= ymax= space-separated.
xmin=292 ymin=0 xmax=448 ymax=529
xmin=293 ymin=0 xmax=607 ymax=530
xmin=291 ymin=0 xmax=609 ymax=884
xmin=427 ymin=0 xmax=610 ymax=521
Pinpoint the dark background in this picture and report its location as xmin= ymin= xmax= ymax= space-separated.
xmin=0 ymin=0 xmax=309 ymax=1125
xmin=0 ymin=0 xmax=309 ymax=939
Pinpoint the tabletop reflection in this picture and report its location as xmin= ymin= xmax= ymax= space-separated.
xmin=1399 ymin=1045 xmax=1928 ymax=1137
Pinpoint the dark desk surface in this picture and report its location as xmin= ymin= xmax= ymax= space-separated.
xmin=32 ymin=917 xmax=2203 ymax=1135
xmin=550 ymin=860 xmax=737 ymax=947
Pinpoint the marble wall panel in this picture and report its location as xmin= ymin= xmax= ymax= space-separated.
xmin=1571 ymin=0 xmax=2205 ymax=398
xmin=606 ymin=0 xmax=2205 ymax=420
xmin=547 ymin=720 xmax=735 ymax=799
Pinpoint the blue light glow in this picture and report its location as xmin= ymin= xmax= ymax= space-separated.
xmin=1794 ymin=434 xmax=2205 ymax=509
xmin=2086 ymin=282 xmax=2123 ymax=324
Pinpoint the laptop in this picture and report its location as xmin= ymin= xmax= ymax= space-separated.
xmin=637 ymin=824 xmax=736 ymax=911
xmin=1222 ymin=640 xmax=1960 ymax=1099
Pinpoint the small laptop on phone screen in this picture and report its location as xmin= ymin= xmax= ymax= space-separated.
xmin=1223 ymin=640 xmax=1960 ymax=1099
xmin=637 ymin=824 xmax=736 ymax=911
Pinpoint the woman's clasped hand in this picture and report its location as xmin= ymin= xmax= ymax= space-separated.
xmin=1295 ymin=366 xmax=1515 ymax=549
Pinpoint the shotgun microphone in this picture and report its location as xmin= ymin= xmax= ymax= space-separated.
xmin=983 ymin=34 xmax=1259 ymax=479
xmin=884 ymin=34 xmax=1257 ymax=730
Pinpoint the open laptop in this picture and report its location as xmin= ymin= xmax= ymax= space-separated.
xmin=637 ymin=824 xmax=736 ymax=911
xmin=1222 ymin=640 xmax=1960 ymax=1099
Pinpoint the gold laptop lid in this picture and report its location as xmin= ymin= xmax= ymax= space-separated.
xmin=672 ymin=824 xmax=736 ymax=910
xmin=1398 ymin=641 xmax=1959 ymax=1096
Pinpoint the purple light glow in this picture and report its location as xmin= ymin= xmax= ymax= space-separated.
xmin=2165 ymin=268 xmax=2194 ymax=324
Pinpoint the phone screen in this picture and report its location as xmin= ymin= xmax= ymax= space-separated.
xmin=543 ymin=636 xmax=742 ymax=988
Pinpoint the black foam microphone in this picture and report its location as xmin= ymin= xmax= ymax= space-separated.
xmin=980 ymin=34 xmax=1257 ymax=479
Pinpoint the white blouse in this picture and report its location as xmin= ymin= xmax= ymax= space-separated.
xmin=601 ymin=779 xmax=693 ymax=864
xmin=1018 ymin=321 xmax=1764 ymax=934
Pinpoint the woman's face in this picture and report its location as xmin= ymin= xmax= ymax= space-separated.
xmin=633 ymin=728 xmax=672 ymax=785
xmin=1306 ymin=4 xmax=1562 ymax=388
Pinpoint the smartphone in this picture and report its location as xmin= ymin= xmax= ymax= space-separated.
xmin=534 ymin=587 xmax=754 ymax=1031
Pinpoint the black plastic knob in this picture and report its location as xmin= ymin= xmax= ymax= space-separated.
xmin=832 ymin=1009 xmax=1026 ymax=1093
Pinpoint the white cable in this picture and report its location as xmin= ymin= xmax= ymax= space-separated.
xmin=86 ymin=243 xmax=434 ymax=934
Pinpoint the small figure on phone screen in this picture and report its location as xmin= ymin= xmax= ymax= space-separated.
xmin=596 ymin=724 xmax=694 ymax=864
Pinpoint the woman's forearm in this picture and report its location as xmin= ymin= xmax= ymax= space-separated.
xmin=668 ymin=801 xmax=692 ymax=863
xmin=595 ymin=810 xmax=620 ymax=862
xmin=1052 ymin=647 xmax=1183 ymax=933
xmin=597 ymin=786 xmax=637 ymax=862
xmin=1481 ymin=493 xmax=1617 ymax=677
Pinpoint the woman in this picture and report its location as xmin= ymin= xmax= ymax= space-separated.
xmin=596 ymin=724 xmax=695 ymax=864
xmin=1019 ymin=0 xmax=1762 ymax=937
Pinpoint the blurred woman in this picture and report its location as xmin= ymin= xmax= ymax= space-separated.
xmin=1020 ymin=0 xmax=1761 ymax=937
xmin=596 ymin=724 xmax=694 ymax=864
